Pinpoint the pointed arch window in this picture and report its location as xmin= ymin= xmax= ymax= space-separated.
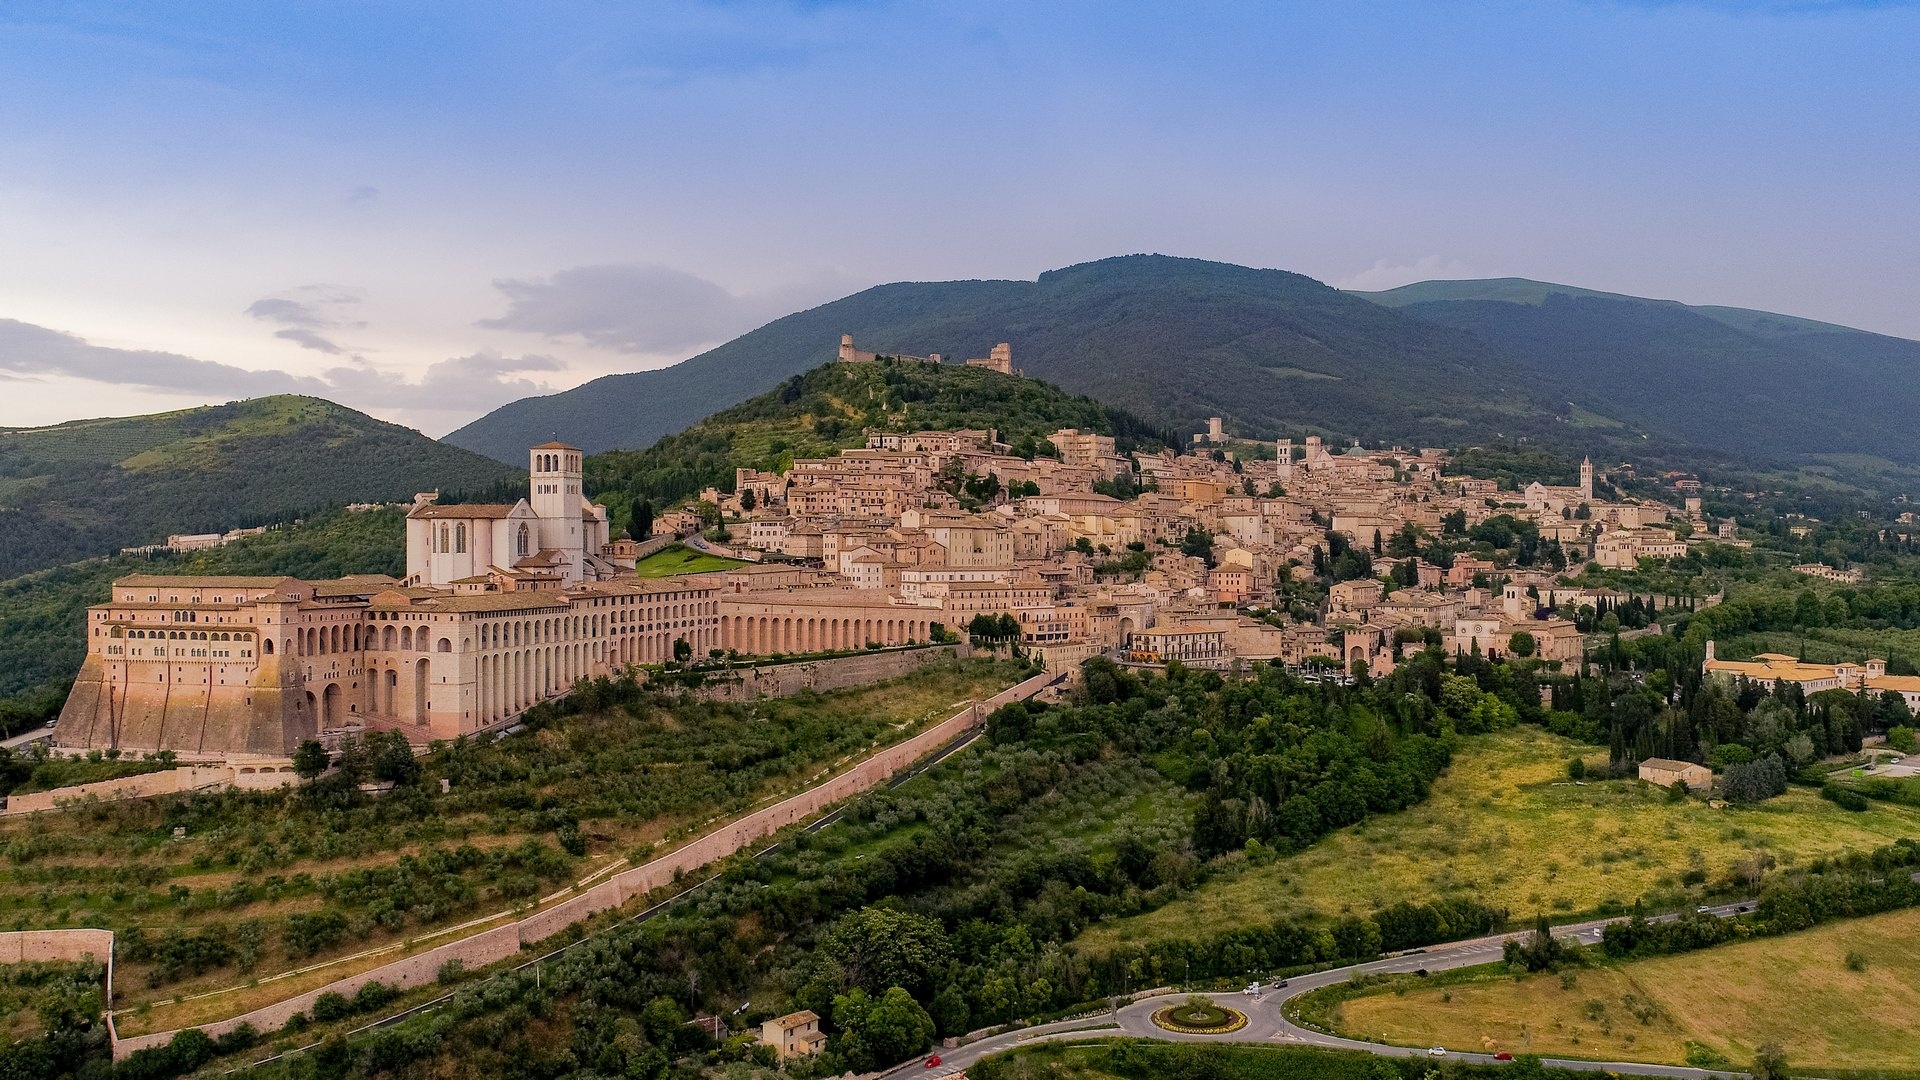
xmin=517 ymin=523 xmax=531 ymax=557
xmin=455 ymin=524 xmax=467 ymax=553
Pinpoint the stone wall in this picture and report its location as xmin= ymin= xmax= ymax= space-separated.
xmin=2 ymin=764 xmax=294 ymax=816
xmin=111 ymin=670 xmax=1058 ymax=1058
xmin=0 ymin=928 xmax=113 ymax=964
xmin=684 ymin=644 xmax=968 ymax=703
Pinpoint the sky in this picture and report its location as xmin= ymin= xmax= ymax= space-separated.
xmin=0 ymin=0 xmax=1915 ymax=436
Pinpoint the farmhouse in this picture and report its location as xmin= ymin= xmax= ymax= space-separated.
xmin=1639 ymin=757 xmax=1711 ymax=791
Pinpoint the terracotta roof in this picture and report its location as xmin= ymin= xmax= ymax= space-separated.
xmin=308 ymin=576 xmax=403 ymax=597
xmin=419 ymin=593 xmax=573 ymax=613
xmin=114 ymin=575 xmax=300 ymax=589
xmin=409 ymin=502 xmax=522 ymax=520
xmin=531 ymin=440 xmax=579 ymax=450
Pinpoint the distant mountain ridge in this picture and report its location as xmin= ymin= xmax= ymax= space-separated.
xmin=0 ymin=395 xmax=519 ymax=579
xmin=446 ymin=255 xmax=1527 ymax=461
xmin=446 ymin=256 xmax=1920 ymax=487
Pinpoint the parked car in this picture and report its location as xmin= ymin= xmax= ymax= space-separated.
xmin=1494 ymin=1051 xmax=1514 ymax=1061
xmin=1427 ymin=1047 xmax=1447 ymax=1057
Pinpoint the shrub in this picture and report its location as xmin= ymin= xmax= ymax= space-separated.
xmin=1845 ymin=950 xmax=1868 ymax=972
xmin=1889 ymin=725 xmax=1918 ymax=754
xmin=312 ymin=991 xmax=351 ymax=1023
xmin=352 ymin=980 xmax=396 ymax=1012
xmin=1821 ymin=783 xmax=1870 ymax=812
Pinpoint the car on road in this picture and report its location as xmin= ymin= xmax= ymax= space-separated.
xmin=924 ymin=1055 xmax=942 ymax=1068
xmin=1696 ymin=905 xmax=1711 ymax=914
xmin=1243 ymin=982 xmax=1261 ymax=995
xmin=1427 ymin=1047 xmax=1447 ymax=1057
xmin=1494 ymin=1051 xmax=1513 ymax=1061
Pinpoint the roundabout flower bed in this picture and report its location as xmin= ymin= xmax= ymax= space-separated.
xmin=1151 ymin=996 xmax=1248 ymax=1035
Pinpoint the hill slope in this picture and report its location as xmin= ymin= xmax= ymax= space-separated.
xmin=453 ymin=256 xmax=1920 ymax=488
xmin=448 ymin=255 xmax=1530 ymax=462
xmin=583 ymin=358 xmax=1165 ymax=532
xmin=0 ymin=395 xmax=519 ymax=579
xmin=1357 ymin=277 xmax=1920 ymax=476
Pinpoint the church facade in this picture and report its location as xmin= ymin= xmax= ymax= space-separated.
xmin=405 ymin=443 xmax=613 ymax=587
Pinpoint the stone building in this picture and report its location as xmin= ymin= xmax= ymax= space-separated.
xmin=54 ymin=570 xmax=722 ymax=757
xmin=406 ymin=443 xmax=612 ymax=587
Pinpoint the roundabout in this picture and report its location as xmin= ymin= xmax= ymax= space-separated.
xmin=1150 ymin=996 xmax=1248 ymax=1035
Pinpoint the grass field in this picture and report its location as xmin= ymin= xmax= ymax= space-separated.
xmin=1079 ymin=726 xmax=1920 ymax=950
xmin=1336 ymin=906 xmax=1920 ymax=1071
xmin=633 ymin=543 xmax=746 ymax=577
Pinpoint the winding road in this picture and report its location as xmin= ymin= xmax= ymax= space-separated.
xmin=881 ymin=904 xmax=1758 ymax=1080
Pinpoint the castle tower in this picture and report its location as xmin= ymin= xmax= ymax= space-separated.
xmin=530 ymin=442 xmax=582 ymax=559
xmin=989 ymin=342 xmax=1012 ymax=374
xmin=1580 ymin=456 xmax=1594 ymax=501
xmin=838 ymin=334 xmax=856 ymax=363
xmin=1207 ymin=417 xmax=1225 ymax=443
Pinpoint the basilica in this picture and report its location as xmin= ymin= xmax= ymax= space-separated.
xmin=53 ymin=444 xmax=717 ymax=760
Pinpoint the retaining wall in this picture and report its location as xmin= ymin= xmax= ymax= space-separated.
xmin=2 ymin=765 xmax=295 ymax=816
xmin=111 ymin=670 xmax=1057 ymax=1058
xmin=0 ymin=928 xmax=113 ymax=964
xmin=685 ymin=645 xmax=967 ymax=703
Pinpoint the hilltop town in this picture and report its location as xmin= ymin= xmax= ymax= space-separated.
xmin=51 ymin=339 xmax=1725 ymax=762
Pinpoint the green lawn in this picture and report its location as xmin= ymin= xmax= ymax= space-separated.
xmin=1335 ymin=906 xmax=1920 ymax=1072
xmin=1078 ymin=726 xmax=1920 ymax=951
xmin=633 ymin=543 xmax=746 ymax=577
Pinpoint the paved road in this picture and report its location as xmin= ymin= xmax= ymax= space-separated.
xmin=883 ymin=905 xmax=1756 ymax=1080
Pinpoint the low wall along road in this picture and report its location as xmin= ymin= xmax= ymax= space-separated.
xmin=108 ymin=670 xmax=1058 ymax=1059
xmin=684 ymin=644 xmax=967 ymax=703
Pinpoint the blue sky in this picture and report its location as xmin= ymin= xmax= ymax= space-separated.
xmin=0 ymin=0 xmax=1914 ymax=433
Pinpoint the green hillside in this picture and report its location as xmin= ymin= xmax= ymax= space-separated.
xmin=0 ymin=395 xmax=519 ymax=579
xmin=584 ymin=358 xmax=1167 ymax=530
xmin=1359 ymin=276 xmax=1872 ymax=339
xmin=1356 ymin=280 xmax=1920 ymax=475
xmin=450 ymin=256 xmax=1920 ymax=492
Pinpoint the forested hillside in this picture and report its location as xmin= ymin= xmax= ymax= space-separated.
xmin=583 ymin=358 xmax=1168 ymax=533
xmin=1361 ymin=279 xmax=1920 ymax=475
xmin=0 ymin=396 xmax=517 ymax=579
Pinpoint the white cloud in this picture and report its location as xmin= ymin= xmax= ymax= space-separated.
xmin=1334 ymin=256 xmax=1476 ymax=292
xmin=0 ymin=318 xmax=560 ymax=428
xmin=245 ymin=285 xmax=369 ymax=356
xmin=479 ymin=262 xmax=861 ymax=356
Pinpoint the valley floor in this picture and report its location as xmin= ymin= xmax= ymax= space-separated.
xmin=1079 ymin=725 xmax=1920 ymax=949
xmin=1335 ymin=905 xmax=1920 ymax=1071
